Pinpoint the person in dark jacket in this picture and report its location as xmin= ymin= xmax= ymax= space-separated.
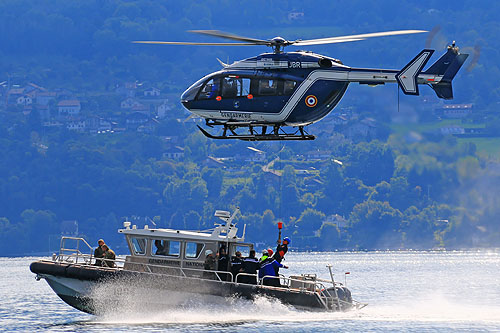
xmin=93 ymin=239 xmax=105 ymax=266
xmin=274 ymin=237 xmax=290 ymax=263
xmin=102 ymin=244 xmax=116 ymax=268
xmin=242 ymin=250 xmax=259 ymax=284
xmin=230 ymin=251 xmax=244 ymax=282
xmin=273 ymin=237 xmax=290 ymax=275
xmin=259 ymin=257 xmax=288 ymax=287
xmin=217 ymin=246 xmax=229 ymax=281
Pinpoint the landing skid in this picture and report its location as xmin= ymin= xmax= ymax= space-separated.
xmin=197 ymin=124 xmax=315 ymax=141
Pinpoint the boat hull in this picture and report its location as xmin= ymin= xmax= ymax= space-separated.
xmin=31 ymin=261 xmax=340 ymax=314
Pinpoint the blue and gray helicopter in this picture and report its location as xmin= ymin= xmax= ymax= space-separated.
xmin=135 ymin=30 xmax=468 ymax=141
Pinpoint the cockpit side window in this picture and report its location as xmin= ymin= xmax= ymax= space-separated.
xmin=258 ymin=79 xmax=278 ymax=95
xmin=131 ymin=237 xmax=146 ymax=255
xmin=284 ymin=80 xmax=297 ymax=95
xmin=185 ymin=242 xmax=205 ymax=259
xmin=197 ymin=78 xmax=220 ymax=100
xmin=152 ymin=239 xmax=180 ymax=257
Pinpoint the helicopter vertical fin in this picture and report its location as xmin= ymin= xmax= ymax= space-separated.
xmin=396 ymin=49 xmax=434 ymax=95
xmin=423 ymin=47 xmax=469 ymax=100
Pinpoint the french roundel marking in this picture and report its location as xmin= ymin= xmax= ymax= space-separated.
xmin=305 ymin=95 xmax=317 ymax=107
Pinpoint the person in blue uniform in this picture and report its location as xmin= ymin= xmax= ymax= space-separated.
xmin=230 ymin=251 xmax=244 ymax=282
xmin=259 ymin=255 xmax=288 ymax=287
xmin=242 ymin=249 xmax=259 ymax=284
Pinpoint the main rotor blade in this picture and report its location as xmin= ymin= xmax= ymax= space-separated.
xmin=293 ymin=29 xmax=427 ymax=46
xmin=133 ymin=41 xmax=257 ymax=46
xmin=189 ymin=30 xmax=271 ymax=45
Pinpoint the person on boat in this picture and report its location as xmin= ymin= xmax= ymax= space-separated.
xmin=259 ymin=255 xmax=288 ymax=287
xmin=259 ymin=249 xmax=269 ymax=262
xmin=274 ymin=237 xmax=290 ymax=263
xmin=242 ymin=249 xmax=259 ymax=284
xmin=273 ymin=237 xmax=290 ymax=276
xmin=230 ymin=251 xmax=244 ymax=282
xmin=218 ymin=245 xmax=230 ymax=281
xmin=102 ymin=244 xmax=116 ymax=268
xmin=154 ymin=239 xmax=164 ymax=255
xmin=93 ymin=239 xmax=105 ymax=266
xmin=203 ymin=249 xmax=217 ymax=279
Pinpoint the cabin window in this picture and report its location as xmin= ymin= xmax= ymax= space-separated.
xmin=131 ymin=237 xmax=146 ymax=255
xmin=284 ymin=80 xmax=297 ymax=95
xmin=197 ymin=78 xmax=220 ymax=100
xmin=185 ymin=242 xmax=205 ymax=259
xmin=258 ymin=79 xmax=278 ymax=95
xmin=234 ymin=245 xmax=251 ymax=257
xmin=152 ymin=239 xmax=180 ymax=257
xmin=221 ymin=76 xmax=250 ymax=98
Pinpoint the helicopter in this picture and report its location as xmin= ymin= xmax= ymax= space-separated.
xmin=134 ymin=30 xmax=468 ymax=141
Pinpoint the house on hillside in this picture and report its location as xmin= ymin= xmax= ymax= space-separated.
xmin=7 ymin=88 xmax=24 ymax=104
xmin=437 ymin=104 xmax=473 ymax=119
xmin=157 ymin=101 xmax=171 ymax=119
xmin=66 ymin=118 xmax=86 ymax=132
xmin=121 ymin=97 xmax=143 ymax=110
xmin=36 ymin=91 xmax=57 ymax=106
xmin=344 ymin=118 xmax=378 ymax=140
xmin=144 ymin=87 xmax=161 ymax=97
xmin=163 ymin=146 xmax=185 ymax=160
xmin=115 ymin=82 xmax=137 ymax=97
xmin=440 ymin=125 xmax=465 ymax=135
xmin=16 ymin=95 xmax=33 ymax=105
xmin=137 ymin=118 xmax=160 ymax=134
xmin=61 ymin=220 xmax=78 ymax=236
xmin=58 ymin=100 xmax=81 ymax=117
xmin=126 ymin=111 xmax=149 ymax=130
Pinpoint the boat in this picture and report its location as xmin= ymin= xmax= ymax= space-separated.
xmin=30 ymin=209 xmax=367 ymax=314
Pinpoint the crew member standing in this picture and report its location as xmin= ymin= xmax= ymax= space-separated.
xmin=93 ymin=239 xmax=105 ymax=266
xmin=218 ymin=246 xmax=229 ymax=281
xmin=242 ymin=249 xmax=259 ymax=284
xmin=230 ymin=251 xmax=244 ymax=282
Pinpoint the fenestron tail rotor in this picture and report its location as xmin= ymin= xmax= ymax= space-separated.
xmin=134 ymin=29 xmax=427 ymax=53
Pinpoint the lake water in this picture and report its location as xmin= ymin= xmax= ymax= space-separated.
xmin=1 ymin=251 xmax=500 ymax=332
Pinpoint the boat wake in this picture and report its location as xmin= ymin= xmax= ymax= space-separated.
xmin=88 ymin=289 xmax=500 ymax=327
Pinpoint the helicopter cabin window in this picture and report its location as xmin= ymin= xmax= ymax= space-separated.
xmin=197 ymin=78 xmax=220 ymax=100
xmin=258 ymin=79 xmax=278 ymax=95
xmin=222 ymin=76 xmax=250 ymax=98
xmin=185 ymin=242 xmax=205 ymax=259
xmin=131 ymin=237 xmax=146 ymax=255
xmin=284 ymin=80 xmax=297 ymax=95
xmin=152 ymin=239 xmax=180 ymax=257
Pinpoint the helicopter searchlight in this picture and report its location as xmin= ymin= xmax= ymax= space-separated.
xmin=134 ymin=29 xmax=468 ymax=141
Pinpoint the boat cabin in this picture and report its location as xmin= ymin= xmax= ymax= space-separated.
xmin=119 ymin=209 xmax=253 ymax=279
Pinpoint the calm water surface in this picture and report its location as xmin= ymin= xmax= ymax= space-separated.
xmin=1 ymin=251 xmax=500 ymax=332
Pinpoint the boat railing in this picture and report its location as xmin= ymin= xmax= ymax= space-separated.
xmin=56 ymin=236 xmax=95 ymax=265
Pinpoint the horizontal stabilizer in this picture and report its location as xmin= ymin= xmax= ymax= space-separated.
xmin=396 ymin=49 xmax=434 ymax=95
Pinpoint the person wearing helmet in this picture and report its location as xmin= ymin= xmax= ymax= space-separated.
xmin=274 ymin=237 xmax=290 ymax=263
xmin=273 ymin=237 xmax=290 ymax=276
xmin=203 ymin=249 xmax=216 ymax=279
xmin=259 ymin=254 xmax=288 ymax=287
xmin=259 ymin=249 xmax=269 ymax=262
